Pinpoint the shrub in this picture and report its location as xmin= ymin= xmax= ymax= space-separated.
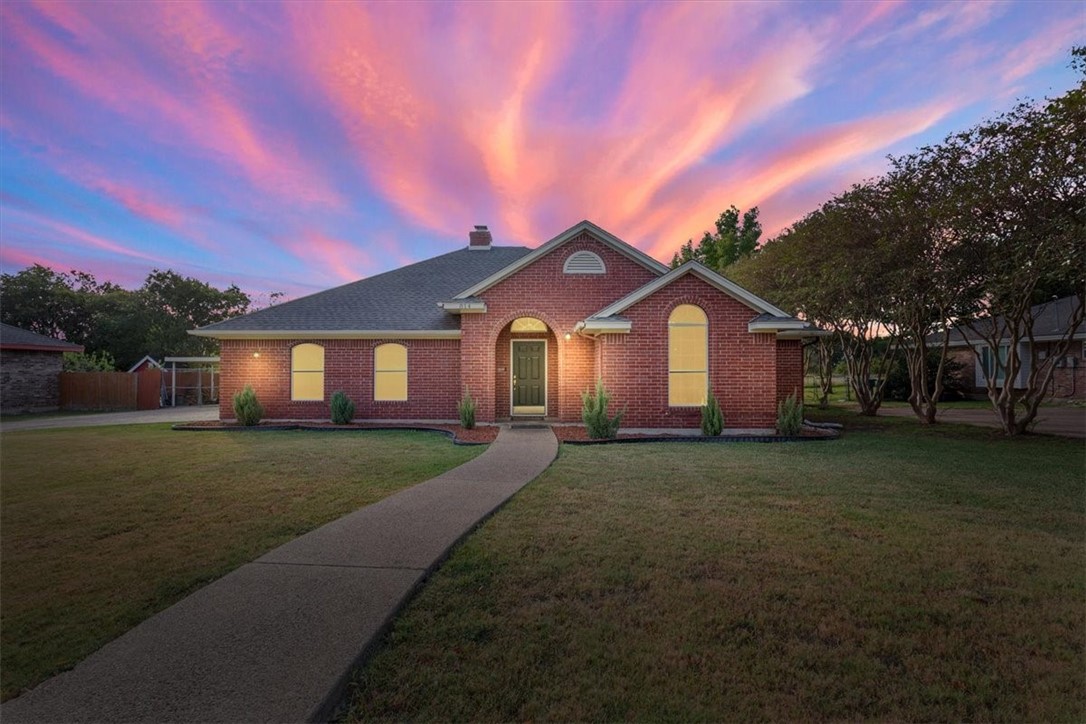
xmin=62 ymin=350 xmax=116 ymax=372
xmin=700 ymin=390 xmax=724 ymax=436
xmin=777 ymin=391 xmax=804 ymax=436
xmin=330 ymin=391 xmax=355 ymax=424
xmin=581 ymin=380 xmax=624 ymax=439
xmin=458 ymin=388 xmax=476 ymax=430
xmin=233 ymin=385 xmax=264 ymax=427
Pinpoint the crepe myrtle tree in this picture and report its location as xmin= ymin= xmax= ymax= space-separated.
xmin=941 ymin=53 xmax=1086 ymax=434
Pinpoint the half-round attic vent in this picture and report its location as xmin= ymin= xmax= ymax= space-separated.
xmin=563 ymin=250 xmax=606 ymax=275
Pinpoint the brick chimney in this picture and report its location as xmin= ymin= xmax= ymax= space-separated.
xmin=468 ymin=224 xmax=492 ymax=250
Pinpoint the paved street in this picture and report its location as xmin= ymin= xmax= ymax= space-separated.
xmin=0 ymin=406 xmax=217 ymax=432
xmin=878 ymin=405 xmax=1085 ymax=438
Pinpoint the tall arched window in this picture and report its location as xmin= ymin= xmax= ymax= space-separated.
xmin=374 ymin=343 xmax=408 ymax=401
xmin=668 ymin=305 xmax=708 ymax=406
xmin=291 ymin=343 xmax=324 ymax=401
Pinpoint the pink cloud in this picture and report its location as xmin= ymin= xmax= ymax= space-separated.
xmin=285 ymin=232 xmax=373 ymax=284
xmin=1000 ymin=20 xmax=1082 ymax=84
xmin=6 ymin=2 xmax=344 ymax=209
xmin=2 ymin=206 xmax=169 ymax=264
xmin=92 ymin=180 xmax=187 ymax=228
xmin=635 ymin=99 xmax=955 ymax=260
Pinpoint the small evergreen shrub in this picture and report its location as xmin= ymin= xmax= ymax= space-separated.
xmin=581 ymin=380 xmax=624 ymax=439
xmin=233 ymin=385 xmax=264 ymax=427
xmin=777 ymin=391 xmax=804 ymax=436
xmin=700 ymin=389 xmax=724 ymax=436
xmin=330 ymin=391 xmax=355 ymax=424
xmin=458 ymin=388 xmax=476 ymax=429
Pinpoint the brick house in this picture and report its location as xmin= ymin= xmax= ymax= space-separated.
xmin=943 ymin=295 xmax=1085 ymax=401
xmin=192 ymin=221 xmax=819 ymax=430
xmin=0 ymin=323 xmax=84 ymax=413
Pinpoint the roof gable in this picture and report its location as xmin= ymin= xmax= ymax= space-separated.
xmin=591 ymin=261 xmax=791 ymax=319
xmin=452 ymin=220 xmax=669 ymax=300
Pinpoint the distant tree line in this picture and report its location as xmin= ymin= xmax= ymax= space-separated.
xmin=0 ymin=266 xmax=251 ymax=371
xmin=724 ymin=47 xmax=1085 ymax=436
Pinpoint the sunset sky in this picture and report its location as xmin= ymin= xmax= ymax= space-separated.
xmin=1 ymin=1 xmax=1082 ymax=300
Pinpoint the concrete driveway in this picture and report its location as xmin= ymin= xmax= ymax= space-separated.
xmin=879 ymin=405 xmax=1085 ymax=438
xmin=0 ymin=406 xmax=217 ymax=432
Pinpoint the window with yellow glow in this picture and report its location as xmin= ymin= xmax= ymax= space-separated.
xmin=374 ymin=343 xmax=408 ymax=401
xmin=668 ymin=304 xmax=708 ymax=406
xmin=291 ymin=343 xmax=324 ymax=401
xmin=510 ymin=317 xmax=547 ymax=333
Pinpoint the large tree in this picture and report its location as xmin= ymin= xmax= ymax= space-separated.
xmin=940 ymin=54 xmax=1085 ymax=434
xmin=670 ymin=206 xmax=762 ymax=271
xmin=0 ymin=266 xmax=251 ymax=369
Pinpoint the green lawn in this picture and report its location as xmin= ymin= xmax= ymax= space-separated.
xmin=0 ymin=425 xmax=483 ymax=701
xmin=344 ymin=413 xmax=1085 ymax=722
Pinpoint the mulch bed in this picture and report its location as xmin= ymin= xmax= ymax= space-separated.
xmin=173 ymin=421 xmax=499 ymax=445
xmin=553 ymin=425 xmax=839 ymax=444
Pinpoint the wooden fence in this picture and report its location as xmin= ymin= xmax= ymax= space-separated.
xmin=59 ymin=370 xmax=163 ymax=411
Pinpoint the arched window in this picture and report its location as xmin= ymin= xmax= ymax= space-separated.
xmin=374 ymin=343 xmax=408 ymax=401
xmin=291 ymin=343 xmax=324 ymax=401
xmin=510 ymin=317 xmax=547 ymax=333
xmin=668 ymin=305 xmax=707 ymax=406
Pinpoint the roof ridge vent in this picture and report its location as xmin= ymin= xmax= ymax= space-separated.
xmin=468 ymin=224 xmax=492 ymax=250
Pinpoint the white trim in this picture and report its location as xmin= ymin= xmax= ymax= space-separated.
xmin=437 ymin=300 xmax=487 ymax=314
xmin=510 ymin=338 xmax=547 ymax=417
xmin=777 ymin=329 xmax=832 ymax=339
xmin=748 ymin=319 xmax=810 ymax=332
xmin=188 ymin=329 xmax=461 ymax=340
xmin=576 ymin=319 xmax=632 ymax=335
xmin=592 ymin=261 xmax=791 ymax=319
xmin=163 ymin=356 xmax=221 ymax=363
xmin=563 ymin=250 xmax=607 ymax=275
xmin=453 ymin=220 xmax=668 ymax=299
xmin=946 ymin=331 xmax=1086 ymax=347
xmin=126 ymin=354 xmax=164 ymax=372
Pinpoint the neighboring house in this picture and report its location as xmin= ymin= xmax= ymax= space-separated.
xmin=192 ymin=220 xmax=820 ymax=429
xmin=0 ymin=323 xmax=84 ymax=413
xmin=127 ymin=355 xmax=164 ymax=373
xmin=943 ymin=295 xmax=1085 ymax=400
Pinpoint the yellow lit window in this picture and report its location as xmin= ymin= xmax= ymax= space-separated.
xmin=668 ymin=304 xmax=707 ymax=406
xmin=374 ymin=343 xmax=408 ymax=401
xmin=291 ymin=343 xmax=324 ymax=401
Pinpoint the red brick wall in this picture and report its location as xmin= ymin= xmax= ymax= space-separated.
xmin=461 ymin=232 xmax=660 ymax=422
xmin=599 ymin=274 xmax=782 ymax=429
xmin=219 ymin=338 xmax=460 ymax=421
xmin=775 ymin=339 xmax=804 ymax=404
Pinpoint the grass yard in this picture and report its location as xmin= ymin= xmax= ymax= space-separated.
xmin=345 ymin=413 xmax=1085 ymax=722
xmin=0 ymin=425 xmax=483 ymax=701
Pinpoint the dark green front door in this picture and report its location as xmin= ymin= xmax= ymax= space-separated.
xmin=512 ymin=341 xmax=545 ymax=412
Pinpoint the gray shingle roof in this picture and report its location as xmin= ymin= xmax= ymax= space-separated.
xmin=196 ymin=246 xmax=532 ymax=334
xmin=0 ymin=323 xmax=84 ymax=351
xmin=941 ymin=295 xmax=1085 ymax=345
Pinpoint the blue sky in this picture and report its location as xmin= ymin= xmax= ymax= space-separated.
xmin=1 ymin=0 xmax=1082 ymax=300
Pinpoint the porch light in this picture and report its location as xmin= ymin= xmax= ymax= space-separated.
xmin=252 ymin=352 xmax=260 ymax=358
xmin=564 ymin=333 xmax=572 ymax=341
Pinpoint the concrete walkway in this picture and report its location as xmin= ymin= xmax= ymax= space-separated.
xmin=878 ymin=405 xmax=1085 ymax=438
xmin=2 ymin=425 xmax=558 ymax=723
xmin=0 ymin=406 xmax=215 ymax=431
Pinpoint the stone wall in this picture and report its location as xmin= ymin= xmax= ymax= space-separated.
xmin=1 ymin=349 xmax=64 ymax=413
